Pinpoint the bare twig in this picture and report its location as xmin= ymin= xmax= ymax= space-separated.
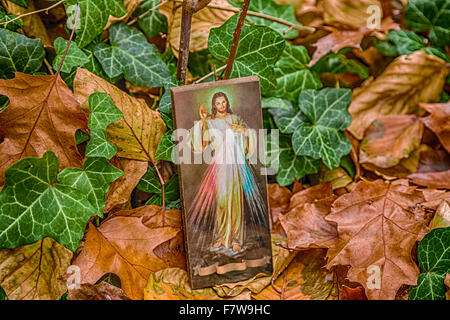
xmin=212 ymin=64 xmax=217 ymax=81
xmin=172 ymin=0 xmax=316 ymax=34
xmin=176 ymin=0 xmax=195 ymax=84
xmin=0 ymin=0 xmax=65 ymax=26
xmin=194 ymin=64 xmax=226 ymax=83
xmin=224 ymin=0 xmax=250 ymax=80
xmin=43 ymin=58 xmax=54 ymax=75
xmin=127 ymin=0 xmax=170 ymax=26
xmin=56 ymin=3 xmax=80 ymax=76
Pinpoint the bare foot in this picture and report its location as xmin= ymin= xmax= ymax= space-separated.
xmin=232 ymin=244 xmax=241 ymax=252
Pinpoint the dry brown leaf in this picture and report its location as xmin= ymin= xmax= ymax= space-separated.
xmin=0 ymin=238 xmax=72 ymax=300
xmin=360 ymin=115 xmax=424 ymax=169
xmin=340 ymin=285 xmax=368 ymax=300
xmin=310 ymin=28 xmax=367 ymax=66
xmin=104 ymin=158 xmax=148 ymax=214
xmin=407 ymin=171 xmax=450 ymax=190
xmin=348 ymin=51 xmax=450 ymax=140
xmin=72 ymin=206 xmax=182 ymax=300
xmin=279 ymin=183 xmax=338 ymax=249
xmin=309 ymin=165 xmax=353 ymax=190
xmin=416 ymin=146 xmax=450 ymax=174
xmin=160 ymin=0 xmax=234 ymax=56
xmin=212 ymin=234 xmax=296 ymax=297
xmin=144 ymin=267 xmax=251 ymax=300
xmin=0 ymin=73 xmax=87 ymax=185
xmin=420 ymin=102 xmax=450 ymax=154
xmin=428 ymin=200 xmax=450 ymax=230
xmin=67 ymin=282 xmax=131 ymax=300
xmin=318 ymin=0 xmax=381 ymax=29
xmin=445 ymin=274 xmax=450 ymax=300
xmin=106 ymin=0 xmax=144 ymax=28
xmin=326 ymin=179 xmax=429 ymax=300
xmin=5 ymin=0 xmax=52 ymax=47
xmin=268 ymin=183 xmax=292 ymax=223
xmin=73 ymin=68 xmax=166 ymax=161
xmin=253 ymin=249 xmax=338 ymax=300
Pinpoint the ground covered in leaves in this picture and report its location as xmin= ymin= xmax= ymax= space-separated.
xmin=0 ymin=0 xmax=449 ymax=301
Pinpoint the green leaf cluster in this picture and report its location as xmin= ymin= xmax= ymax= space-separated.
xmin=137 ymin=167 xmax=180 ymax=208
xmin=409 ymin=227 xmax=450 ymax=300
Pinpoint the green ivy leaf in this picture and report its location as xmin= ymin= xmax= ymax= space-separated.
xmin=0 ymin=152 xmax=96 ymax=251
xmin=409 ymin=227 xmax=450 ymax=300
xmin=261 ymin=97 xmax=291 ymax=111
xmin=0 ymin=95 xmax=9 ymax=112
xmin=154 ymin=130 xmax=174 ymax=162
xmin=58 ymin=157 xmax=123 ymax=218
xmin=208 ymin=14 xmax=285 ymax=94
xmin=0 ymin=7 xmax=22 ymax=31
xmin=52 ymin=37 xmax=90 ymax=74
xmin=0 ymin=28 xmax=45 ymax=79
xmin=0 ymin=285 xmax=7 ymax=300
xmin=8 ymin=0 xmax=28 ymax=7
xmin=230 ymin=0 xmax=301 ymax=39
xmin=75 ymin=130 xmax=90 ymax=145
xmin=188 ymin=49 xmax=222 ymax=78
xmin=85 ymin=92 xmax=123 ymax=159
xmin=133 ymin=0 xmax=168 ymax=38
xmin=275 ymin=44 xmax=322 ymax=102
xmin=266 ymin=134 xmax=319 ymax=186
xmin=138 ymin=167 xmax=179 ymax=204
xmin=292 ymin=88 xmax=352 ymax=169
xmin=386 ymin=30 xmax=426 ymax=55
xmin=269 ymin=107 xmax=307 ymax=134
xmin=312 ymin=50 xmax=369 ymax=79
xmin=65 ymin=0 xmax=127 ymax=48
xmin=405 ymin=0 xmax=450 ymax=47
xmin=94 ymin=23 xmax=169 ymax=88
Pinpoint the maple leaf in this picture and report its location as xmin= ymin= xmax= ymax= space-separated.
xmin=73 ymin=68 xmax=166 ymax=162
xmin=0 ymin=238 xmax=72 ymax=300
xmin=279 ymin=183 xmax=338 ymax=249
xmin=326 ymin=179 xmax=429 ymax=300
xmin=0 ymin=73 xmax=87 ymax=185
xmin=348 ymin=51 xmax=450 ymax=140
xmin=71 ymin=205 xmax=183 ymax=300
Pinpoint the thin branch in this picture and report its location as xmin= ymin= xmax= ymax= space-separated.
xmin=176 ymin=0 xmax=195 ymax=84
xmin=127 ymin=0 xmax=170 ymax=26
xmin=56 ymin=3 xmax=80 ymax=76
xmin=0 ymin=0 xmax=65 ymax=26
xmin=43 ymin=58 xmax=54 ymax=75
xmin=194 ymin=64 xmax=226 ymax=83
xmin=172 ymin=0 xmax=316 ymax=34
xmin=224 ymin=0 xmax=250 ymax=80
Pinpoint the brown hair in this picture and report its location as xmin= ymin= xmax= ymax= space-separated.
xmin=211 ymin=92 xmax=232 ymax=117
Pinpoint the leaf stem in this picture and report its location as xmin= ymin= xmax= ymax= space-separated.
xmin=171 ymin=0 xmax=316 ymax=34
xmin=56 ymin=3 xmax=80 ymax=76
xmin=194 ymin=64 xmax=226 ymax=83
xmin=224 ymin=0 xmax=250 ymax=80
xmin=0 ymin=0 xmax=66 ymax=26
xmin=127 ymin=0 xmax=170 ymax=26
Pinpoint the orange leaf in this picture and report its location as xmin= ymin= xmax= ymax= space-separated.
xmin=420 ymin=102 xmax=450 ymax=154
xmin=0 ymin=73 xmax=87 ymax=185
xmin=326 ymin=179 xmax=428 ymax=300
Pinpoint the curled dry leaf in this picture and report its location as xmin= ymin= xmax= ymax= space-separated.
xmin=104 ymin=157 xmax=148 ymax=214
xmin=407 ymin=171 xmax=450 ymax=190
xmin=326 ymin=179 xmax=429 ymax=300
xmin=360 ymin=115 xmax=424 ymax=169
xmin=318 ymin=0 xmax=381 ymax=29
xmin=71 ymin=205 xmax=183 ymax=300
xmin=0 ymin=238 xmax=72 ymax=300
xmin=160 ymin=0 xmax=234 ymax=56
xmin=144 ymin=267 xmax=251 ymax=300
xmin=106 ymin=0 xmax=144 ymax=28
xmin=348 ymin=51 xmax=450 ymax=140
xmin=268 ymin=183 xmax=292 ymax=223
xmin=212 ymin=234 xmax=296 ymax=298
xmin=279 ymin=183 xmax=338 ymax=249
xmin=428 ymin=201 xmax=450 ymax=230
xmin=0 ymin=73 xmax=87 ymax=186
xmin=67 ymin=282 xmax=131 ymax=300
xmin=74 ymin=68 xmax=166 ymax=161
xmin=253 ymin=249 xmax=338 ymax=300
xmin=420 ymin=102 xmax=450 ymax=154
xmin=308 ymin=165 xmax=353 ymax=190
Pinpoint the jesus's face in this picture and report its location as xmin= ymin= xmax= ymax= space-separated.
xmin=215 ymin=96 xmax=228 ymax=114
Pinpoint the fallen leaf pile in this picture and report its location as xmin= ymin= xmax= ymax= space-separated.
xmin=0 ymin=0 xmax=449 ymax=301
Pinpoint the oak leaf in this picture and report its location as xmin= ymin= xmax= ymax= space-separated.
xmin=279 ymin=183 xmax=338 ymax=249
xmin=360 ymin=115 xmax=424 ymax=169
xmin=420 ymin=102 xmax=450 ymax=154
xmin=326 ymin=179 xmax=429 ymax=300
xmin=71 ymin=205 xmax=182 ymax=300
xmin=0 ymin=73 xmax=87 ymax=185
xmin=348 ymin=51 xmax=450 ymax=140
xmin=73 ymin=68 xmax=166 ymax=161
xmin=0 ymin=238 xmax=72 ymax=300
